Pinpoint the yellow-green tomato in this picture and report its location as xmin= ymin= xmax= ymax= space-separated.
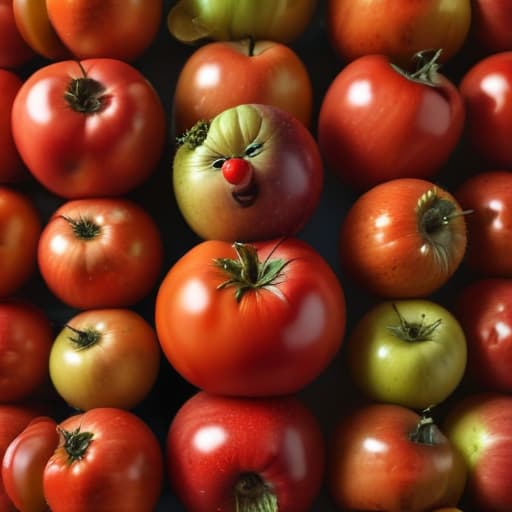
xmin=346 ymin=300 xmax=467 ymax=409
xmin=49 ymin=309 xmax=160 ymax=411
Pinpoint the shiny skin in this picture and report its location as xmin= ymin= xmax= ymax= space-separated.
xmin=346 ymin=299 xmax=467 ymax=410
xmin=454 ymin=278 xmax=512 ymax=392
xmin=2 ymin=416 xmax=59 ymax=512
xmin=0 ymin=301 xmax=53 ymax=403
xmin=454 ymin=171 xmax=512 ymax=277
xmin=166 ymin=391 xmax=325 ymax=512
xmin=0 ymin=0 xmax=34 ymax=68
xmin=339 ymin=178 xmax=468 ymax=298
xmin=444 ymin=393 xmax=512 ymax=512
xmin=37 ymin=198 xmax=164 ymax=309
xmin=43 ymin=408 xmax=164 ymax=512
xmin=471 ymin=0 xmax=512 ymax=53
xmin=317 ymin=54 xmax=464 ymax=191
xmin=0 ymin=187 xmax=41 ymax=298
xmin=173 ymin=39 xmax=313 ymax=135
xmin=327 ymin=0 xmax=471 ymax=68
xmin=155 ymin=238 xmax=346 ymax=397
xmin=173 ymin=103 xmax=323 ymax=242
xmin=329 ymin=403 xmax=467 ymax=511
xmin=459 ymin=52 xmax=512 ymax=168
xmin=11 ymin=58 xmax=166 ymax=198
xmin=49 ymin=309 xmax=161 ymax=410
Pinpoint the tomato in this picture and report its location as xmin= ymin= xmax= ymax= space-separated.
xmin=326 ymin=0 xmax=471 ymax=68
xmin=166 ymin=391 xmax=325 ymax=512
xmin=49 ymin=308 xmax=160 ymax=411
xmin=470 ymin=0 xmax=512 ymax=54
xmin=43 ymin=408 xmax=163 ymax=512
xmin=317 ymin=52 xmax=465 ymax=191
xmin=172 ymin=38 xmax=313 ymax=135
xmin=44 ymin=0 xmax=162 ymax=61
xmin=155 ymin=238 xmax=346 ymax=397
xmin=0 ymin=186 xmax=41 ymax=298
xmin=37 ymin=198 xmax=164 ymax=309
xmin=2 ymin=416 xmax=59 ymax=512
xmin=346 ymin=299 xmax=467 ymax=410
xmin=454 ymin=171 xmax=512 ymax=277
xmin=0 ymin=0 xmax=35 ymax=68
xmin=459 ymin=52 xmax=512 ymax=169
xmin=339 ymin=178 xmax=468 ymax=298
xmin=11 ymin=58 xmax=166 ymax=199
xmin=454 ymin=278 xmax=512 ymax=392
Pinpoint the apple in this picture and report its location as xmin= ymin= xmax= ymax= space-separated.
xmin=471 ymin=0 xmax=512 ymax=53
xmin=444 ymin=392 xmax=512 ymax=512
xmin=172 ymin=103 xmax=323 ymax=242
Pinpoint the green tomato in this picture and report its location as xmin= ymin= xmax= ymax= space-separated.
xmin=346 ymin=299 xmax=467 ymax=409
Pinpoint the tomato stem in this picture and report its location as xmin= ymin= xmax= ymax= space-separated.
xmin=387 ymin=303 xmax=441 ymax=342
xmin=61 ymin=215 xmax=101 ymax=240
xmin=65 ymin=324 xmax=101 ymax=349
xmin=408 ymin=408 xmax=440 ymax=446
xmin=58 ymin=426 xmax=94 ymax=463
xmin=391 ymin=48 xmax=443 ymax=87
xmin=64 ymin=62 xmax=107 ymax=113
xmin=234 ymin=473 xmax=278 ymax=512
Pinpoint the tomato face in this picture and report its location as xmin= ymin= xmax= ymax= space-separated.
xmin=167 ymin=391 xmax=325 ymax=512
xmin=0 ymin=187 xmax=41 ymax=298
xmin=37 ymin=198 xmax=164 ymax=309
xmin=155 ymin=238 xmax=346 ymax=397
xmin=346 ymin=299 xmax=467 ymax=409
xmin=339 ymin=178 xmax=468 ymax=298
xmin=173 ymin=39 xmax=313 ymax=135
xmin=317 ymin=53 xmax=464 ymax=191
xmin=471 ymin=0 xmax=512 ymax=54
xmin=326 ymin=0 xmax=471 ymax=68
xmin=0 ymin=0 xmax=35 ymax=68
xmin=43 ymin=408 xmax=163 ymax=512
xmin=49 ymin=308 xmax=161 ymax=411
xmin=459 ymin=52 xmax=512 ymax=169
xmin=173 ymin=103 xmax=323 ymax=242
xmin=328 ymin=404 xmax=467 ymax=511
xmin=11 ymin=58 xmax=166 ymax=198
xmin=454 ymin=171 xmax=512 ymax=277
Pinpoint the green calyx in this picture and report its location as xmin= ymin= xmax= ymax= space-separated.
xmin=176 ymin=119 xmax=210 ymax=149
xmin=387 ymin=303 xmax=442 ymax=342
xmin=61 ymin=215 xmax=101 ymax=240
xmin=66 ymin=324 xmax=101 ymax=349
xmin=64 ymin=61 xmax=106 ymax=113
xmin=409 ymin=408 xmax=441 ymax=446
xmin=58 ymin=426 xmax=94 ymax=464
xmin=391 ymin=48 xmax=443 ymax=87
xmin=234 ymin=473 xmax=278 ymax=512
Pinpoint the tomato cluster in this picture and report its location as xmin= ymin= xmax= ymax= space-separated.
xmin=1 ymin=1 xmax=512 ymax=511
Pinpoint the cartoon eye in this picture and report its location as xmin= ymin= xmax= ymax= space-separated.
xmin=244 ymin=142 xmax=263 ymax=158
xmin=212 ymin=158 xmax=227 ymax=169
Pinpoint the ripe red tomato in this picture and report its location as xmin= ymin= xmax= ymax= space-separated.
xmin=326 ymin=0 xmax=471 ymax=68
xmin=43 ymin=408 xmax=164 ymax=512
xmin=328 ymin=403 xmax=467 ymax=511
xmin=2 ymin=416 xmax=59 ymax=512
xmin=172 ymin=38 xmax=313 ymax=135
xmin=0 ymin=0 xmax=35 ymax=68
xmin=471 ymin=0 xmax=512 ymax=54
xmin=0 ymin=186 xmax=41 ymax=298
xmin=155 ymin=238 xmax=346 ymax=397
xmin=459 ymin=52 xmax=512 ymax=169
xmin=37 ymin=198 xmax=164 ymax=309
xmin=166 ymin=391 xmax=325 ymax=512
xmin=454 ymin=171 xmax=512 ymax=277
xmin=317 ymin=53 xmax=464 ymax=191
xmin=11 ymin=58 xmax=166 ymax=198
xmin=339 ymin=178 xmax=468 ymax=298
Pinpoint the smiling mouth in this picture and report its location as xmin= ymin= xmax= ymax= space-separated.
xmin=232 ymin=180 xmax=259 ymax=207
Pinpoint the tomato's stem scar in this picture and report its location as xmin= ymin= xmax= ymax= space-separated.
xmin=387 ymin=303 xmax=442 ymax=342
xmin=57 ymin=426 xmax=94 ymax=464
xmin=64 ymin=64 xmax=106 ymax=114
xmin=65 ymin=324 xmax=101 ymax=349
xmin=60 ymin=215 xmax=101 ymax=240
xmin=234 ymin=473 xmax=278 ymax=512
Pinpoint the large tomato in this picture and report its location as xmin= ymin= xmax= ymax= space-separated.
xmin=43 ymin=408 xmax=164 ymax=512
xmin=155 ymin=238 xmax=346 ymax=397
xmin=37 ymin=198 xmax=164 ymax=309
xmin=11 ymin=58 xmax=166 ymax=198
xmin=166 ymin=391 xmax=325 ymax=512
xmin=317 ymin=52 xmax=464 ymax=191
xmin=172 ymin=38 xmax=313 ymax=135
xmin=0 ymin=186 xmax=41 ymax=298
xmin=326 ymin=0 xmax=471 ymax=68
xmin=339 ymin=178 xmax=468 ymax=298
xmin=0 ymin=0 xmax=34 ymax=68
xmin=328 ymin=403 xmax=467 ymax=511
xmin=49 ymin=308 xmax=161 ymax=411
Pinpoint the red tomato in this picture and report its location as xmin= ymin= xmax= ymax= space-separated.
xmin=167 ymin=391 xmax=325 ymax=512
xmin=2 ymin=416 xmax=59 ymax=512
xmin=339 ymin=178 xmax=468 ymax=298
xmin=0 ymin=0 xmax=35 ymax=68
xmin=43 ymin=408 xmax=163 ymax=512
xmin=37 ymin=198 xmax=164 ymax=309
xmin=173 ymin=38 xmax=313 ymax=134
xmin=328 ymin=403 xmax=467 ymax=511
xmin=454 ymin=278 xmax=512 ymax=392
xmin=0 ymin=186 xmax=41 ymax=298
xmin=326 ymin=0 xmax=471 ymax=68
xmin=471 ymin=0 xmax=512 ymax=54
xmin=11 ymin=58 xmax=166 ymax=198
xmin=155 ymin=238 xmax=346 ymax=397
xmin=317 ymin=53 xmax=464 ymax=191
xmin=45 ymin=0 xmax=162 ymax=61
xmin=454 ymin=171 xmax=512 ymax=277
